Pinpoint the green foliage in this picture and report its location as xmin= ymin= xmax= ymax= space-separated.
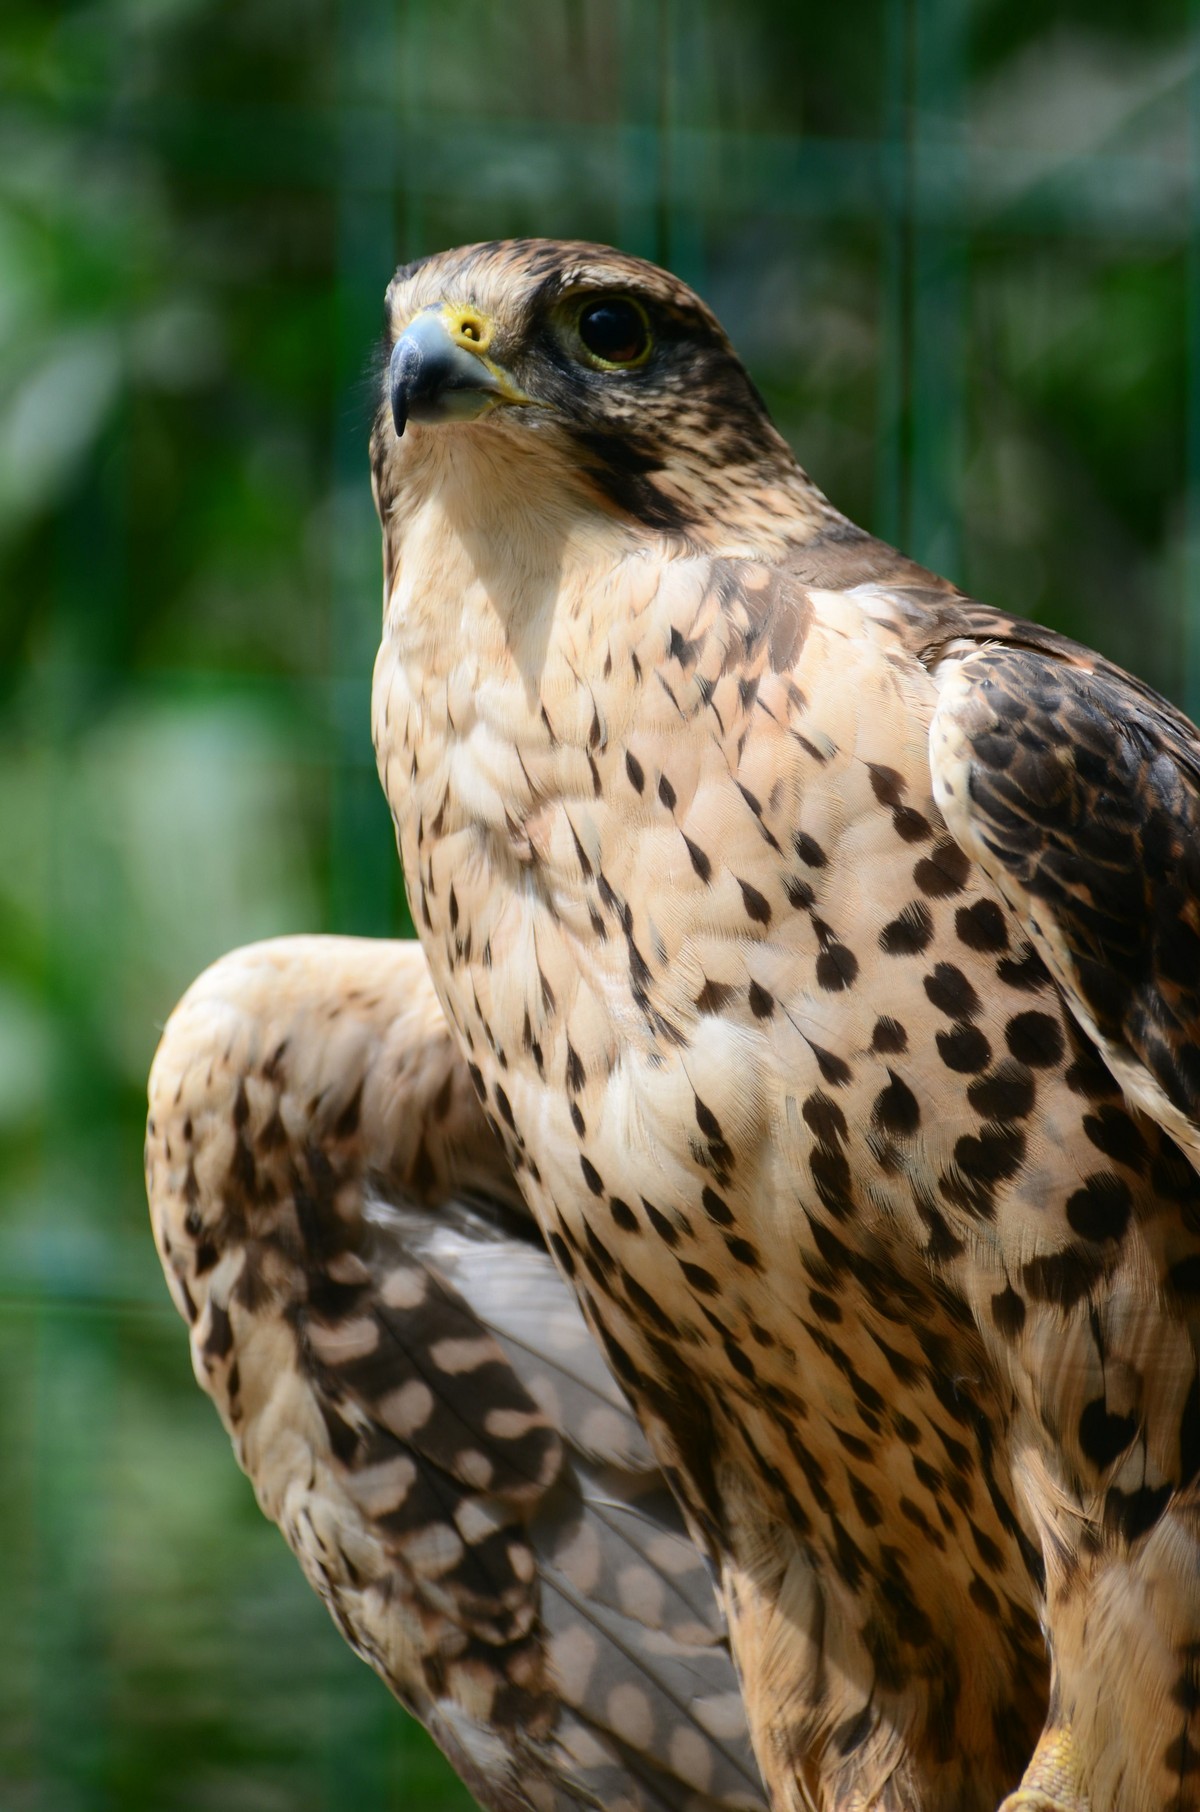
xmin=2 ymin=1 xmax=1198 ymax=1807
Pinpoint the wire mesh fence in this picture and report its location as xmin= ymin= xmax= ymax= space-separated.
xmin=2 ymin=0 xmax=1199 ymax=1805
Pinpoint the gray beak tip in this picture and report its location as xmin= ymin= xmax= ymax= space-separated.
xmin=389 ymin=336 xmax=422 ymax=438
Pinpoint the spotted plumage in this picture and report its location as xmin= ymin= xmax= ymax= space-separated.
xmin=146 ymin=937 xmax=766 ymax=1812
xmin=353 ymin=239 xmax=1200 ymax=1812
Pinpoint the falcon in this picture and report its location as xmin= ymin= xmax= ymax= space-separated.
xmin=148 ymin=238 xmax=1200 ymax=1812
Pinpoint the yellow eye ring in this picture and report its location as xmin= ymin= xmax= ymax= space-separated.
xmin=575 ymin=296 xmax=652 ymax=369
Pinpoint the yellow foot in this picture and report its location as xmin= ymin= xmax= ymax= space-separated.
xmin=999 ymin=1724 xmax=1089 ymax=1812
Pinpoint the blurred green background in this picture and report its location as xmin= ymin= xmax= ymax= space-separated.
xmin=3 ymin=1 xmax=1199 ymax=1807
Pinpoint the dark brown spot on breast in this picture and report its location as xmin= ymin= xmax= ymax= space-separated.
xmin=969 ymin=1576 xmax=1000 ymax=1617
xmin=622 ymin=1269 xmax=675 ymax=1334
xmin=583 ymin=1223 xmax=616 ymax=1282
xmin=810 ymin=1145 xmax=855 ymax=1220
xmin=748 ymin=980 xmax=775 ymax=1018
xmin=739 ymin=878 xmax=772 ymax=925
xmin=548 ymin=1230 xmax=576 ymax=1276
xmin=694 ymin=1095 xmax=723 ymax=1139
xmin=701 ymin=1185 xmax=734 ymax=1226
xmin=880 ymin=902 xmax=934 ymax=956
xmin=612 ymin=1195 xmax=638 ymax=1239
xmin=794 ymin=831 xmax=827 ymax=868
xmin=204 ymin=1301 xmax=234 ymax=1360
xmin=679 ymin=1260 xmax=721 ymax=1296
xmin=893 ymin=806 xmax=932 ymax=843
xmin=967 ymin=1062 xmax=1035 ymax=1122
xmin=669 ymin=624 xmax=700 ymax=666
xmin=1107 ymin=1482 xmax=1170 ymax=1542
xmin=954 ymin=1123 xmax=1026 ymax=1187
xmin=1078 ymin=1398 xmax=1138 ymax=1471
xmin=955 ymin=899 xmax=1009 ymax=952
xmin=1005 ymin=1010 xmax=1065 ymax=1068
xmin=967 ymin=1519 xmax=1005 ymax=1573
xmin=1065 ymin=1172 xmax=1132 ymax=1244
xmin=936 ymin=1024 xmax=992 ymax=1073
xmin=816 ymin=938 xmax=859 ymax=992
xmin=868 ymin=764 xmax=907 ymax=806
xmin=802 ymin=1092 xmax=848 ymax=1146
xmin=925 ymin=964 xmax=981 ymax=1020
xmin=873 ymin=1072 xmax=920 ymax=1137
xmin=1082 ymin=1105 xmax=1148 ymax=1172
xmin=642 ymin=1198 xmax=679 ymax=1247
xmin=990 ymin=1284 xmax=1026 ymax=1339
xmin=1022 ymin=1244 xmax=1108 ymax=1310
xmin=695 ymin=977 xmax=735 ymax=1014
xmin=683 ymin=834 xmax=712 ymax=882
xmin=871 ymin=1016 xmax=908 ymax=1054
xmin=913 ymin=839 xmax=970 ymax=897
xmin=811 ymin=1044 xmax=853 ymax=1087
xmin=580 ymin=1154 xmax=604 ymax=1195
xmin=724 ymin=1339 xmax=758 ymax=1381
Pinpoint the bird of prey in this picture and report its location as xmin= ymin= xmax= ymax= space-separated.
xmin=149 ymin=238 xmax=1200 ymax=1812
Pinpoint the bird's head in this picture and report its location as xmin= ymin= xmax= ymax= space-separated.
xmin=371 ymin=239 xmax=830 ymax=547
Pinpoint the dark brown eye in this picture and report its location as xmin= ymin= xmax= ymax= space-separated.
xmin=577 ymin=298 xmax=650 ymax=366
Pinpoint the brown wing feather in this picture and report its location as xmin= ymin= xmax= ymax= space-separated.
xmin=929 ymin=632 xmax=1200 ymax=1164
xmin=146 ymin=935 xmax=765 ymax=1812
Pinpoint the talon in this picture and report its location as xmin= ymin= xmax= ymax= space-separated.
xmin=999 ymin=1724 xmax=1089 ymax=1812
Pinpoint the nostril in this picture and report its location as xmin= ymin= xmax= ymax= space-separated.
xmin=459 ymin=320 xmax=482 ymax=343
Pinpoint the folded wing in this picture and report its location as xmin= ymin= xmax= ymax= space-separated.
xmin=930 ymin=626 xmax=1200 ymax=1169
xmin=146 ymin=935 xmax=764 ymax=1812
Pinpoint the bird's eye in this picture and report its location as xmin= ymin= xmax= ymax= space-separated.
xmin=576 ymin=297 xmax=650 ymax=368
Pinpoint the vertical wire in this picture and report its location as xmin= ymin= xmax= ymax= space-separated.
xmin=616 ymin=0 xmax=658 ymax=259
xmin=876 ymin=0 xmax=914 ymax=549
xmin=907 ymin=0 xmax=967 ymax=580
xmin=657 ymin=0 xmax=674 ymax=268
xmin=400 ymin=0 xmax=429 ymax=262
xmin=328 ymin=0 xmax=404 ymax=945
xmin=654 ymin=0 xmax=709 ymax=289
xmin=877 ymin=0 xmax=966 ymax=576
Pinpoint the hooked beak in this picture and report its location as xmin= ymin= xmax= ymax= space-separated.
xmin=388 ymin=305 xmax=529 ymax=437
